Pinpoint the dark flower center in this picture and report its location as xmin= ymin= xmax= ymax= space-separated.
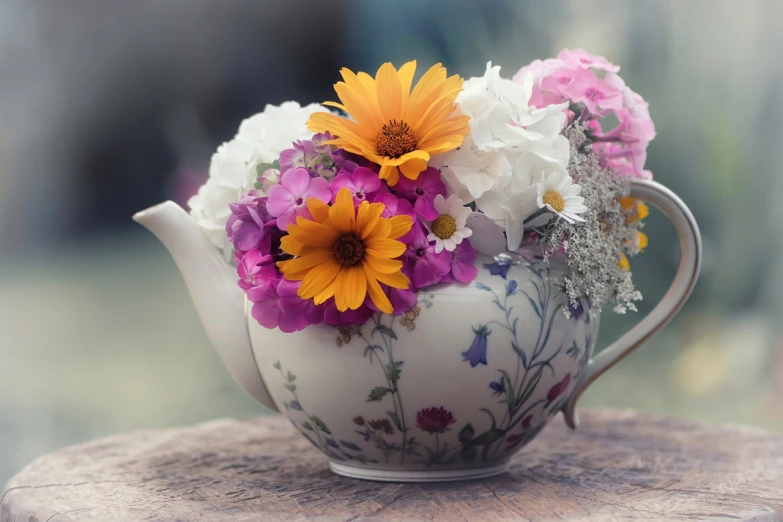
xmin=415 ymin=187 xmax=425 ymax=196
xmin=376 ymin=119 xmax=418 ymax=158
xmin=416 ymin=248 xmax=426 ymax=258
xmin=333 ymin=233 xmax=365 ymax=267
xmin=295 ymin=197 xmax=304 ymax=205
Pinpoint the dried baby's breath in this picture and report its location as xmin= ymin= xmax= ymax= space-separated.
xmin=541 ymin=124 xmax=643 ymax=315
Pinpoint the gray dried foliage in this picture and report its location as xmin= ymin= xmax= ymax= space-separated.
xmin=543 ymin=124 xmax=644 ymax=315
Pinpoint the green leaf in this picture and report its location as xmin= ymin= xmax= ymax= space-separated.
xmin=522 ymin=291 xmax=541 ymax=318
xmin=460 ymin=444 xmax=477 ymax=462
xmin=255 ymin=160 xmax=280 ymax=177
xmin=363 ymin=345 xmax=384 ymax=358
xmin=386 ymin=411 xmax=403 ymax=432
xmin=479 ymin=408 xmax=497 ymax=430
xmin=458 ymin=424 xmax=475 ymax=445
xmin=372 ymin=324 xmax=398 ymax=340
xmin=386 ymin=360 xmax=402 ymax=386
xmin=500 ymin=370 xmax=516 ymax=408
xmin=470 ymin=428 xmax=506 ymax=446
xmin=287 ymin=371 xmax=296 ymax=382
xmin=283 ymin=383 xmax=296 ymax=392
xmin=272 ymin=361 xmax=281 ymax=370
xmin=367 ymin=386 xmax=391 ymax=402
xmin=310 ymin=416 xmax=331 ymax=434
xmin=516 ymin=366 xmax=543 ymax=410
xmin=301 ymin=421 xmax=314 ymax=431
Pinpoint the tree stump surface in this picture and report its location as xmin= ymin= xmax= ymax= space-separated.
xmin=3 ymin=409 xmax=783 ymax=521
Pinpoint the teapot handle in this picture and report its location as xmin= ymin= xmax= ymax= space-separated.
xmin=562 ymin=179 xmax=702 ymax=428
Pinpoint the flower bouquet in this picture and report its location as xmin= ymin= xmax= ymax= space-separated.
xmin=137 ymin=49 xmax=700 ymax=481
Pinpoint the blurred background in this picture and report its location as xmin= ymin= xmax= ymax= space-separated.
xmin=2 ymin=0 xmax=782 ymax=485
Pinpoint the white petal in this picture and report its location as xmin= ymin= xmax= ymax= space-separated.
xmin=433 ymin=194 xmax=447 ymax=214
xmin=433 ymin=240 xmax=445 ymax=254
xmin=466 ymin=212 xmax=506 ymax=256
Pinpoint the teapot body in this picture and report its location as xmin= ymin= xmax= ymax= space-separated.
xmin=250 ymin=252 xmax=597 ymax=481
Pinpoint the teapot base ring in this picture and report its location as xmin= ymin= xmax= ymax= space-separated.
xmin=329 ymin=461 xmax=511 ymax=482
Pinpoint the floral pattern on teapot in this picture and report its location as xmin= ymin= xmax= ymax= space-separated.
xmin=272 ymin=256 xmax=595 ymax=468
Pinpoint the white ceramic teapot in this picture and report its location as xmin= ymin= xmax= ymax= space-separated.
xmin=134 ymin=179 xmax=700 ymax=482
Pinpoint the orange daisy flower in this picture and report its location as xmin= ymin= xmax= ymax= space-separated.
xmin=277 ymin=188 xmax=413 ymax=313
xmin=307 ymin=61 xmax=470 ymax=186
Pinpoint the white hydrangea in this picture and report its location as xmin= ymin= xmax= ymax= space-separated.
xmin=432 ymin=63 xmax=571 ymax=252
xmin=187 ymin=101 xmax=329 ymax=255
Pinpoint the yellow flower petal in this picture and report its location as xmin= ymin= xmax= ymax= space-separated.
xmin=279 ymin=249 xmax=334 ymax=278
xmin=343 ymin=265 xmax=367 ymax=310
xmin=388 ymin=215 xmax=413 ymax=239
xmin=363 ymin=264 xmax=394 ymax=314
xmin=398 ymin=157 xmax=428 ymax=180
xmin=356 ymin=201 xmax=385 ymax=239
xmin=364 ymin=250 xmax=403 ymax=274
xmin=307 ymin=61 xmax=469 ymax=184
xmin=379 ymin=165 xmax=400 ymax=185
xmin=299 ymin=260 xmax=342 ymax=300
xmin=329 ymin=188 xmax=356 ymax=234
xmin=365 ymin=237 xmax=407 ymax=258
xmin=306 ymin=197 xmax=331 ymax=223
xmin=373 ymin=266 xmax=410 ymax=289
xmin=376 ymin=62 xmax=403 ymax=123
xmin=638 ymin=232 xmax=648 ymax=251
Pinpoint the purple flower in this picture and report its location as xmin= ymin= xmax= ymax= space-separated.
xmin=403 ymin=223 xmax=451 ymax=289
xmin=416 ymin=407 xmax=456 ymax=434
xmin=463 ymin=324 xmax=490 ymax=367
xmin=226 ymin=193 xmax=273 ymax=253
xmin=279 ymin=132 xmax=338 ymax=178
xmin=447 ymin=240 xmax=478 ymax=283
xmin=323 ymin=300 xmax=374 ymax=326
xmin=489 ymin=379 xmax=505 ymax=396
xmin=568 ymin=299 xmax=585 ymax=320
xmin=330 ymin=167 xmax=388 ymax=206
xmin=366 ymin=285 xmax=418 ymax=315
xmin=236 ymin=249 xmax=275 ymax=290
xmin=373 ymin=192 xmax=416 ymax=220
xmin=483 ymin=260 xmax=512 ymax=279
xmin=247 ymin=279 xmax=324 ymax=332
xmin=266 ymin=167 xmax=330 ymax=231
xmin=394 ymin=167 xmax=446 ymax=220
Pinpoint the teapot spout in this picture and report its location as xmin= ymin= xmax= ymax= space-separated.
xmin=133 ymin=201 xmax=278 ymax=412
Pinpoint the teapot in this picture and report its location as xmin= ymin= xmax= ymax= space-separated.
xmin=134 ymin=178 xmax=700 ymax=482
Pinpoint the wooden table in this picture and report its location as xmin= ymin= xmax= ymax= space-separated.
xmin=3 ymin=410 xmax=782 ymax=521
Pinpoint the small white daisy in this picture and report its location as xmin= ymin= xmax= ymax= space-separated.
xmin=535 ymin=172 xmax=587 ymax=224
xmin=427 ymin=194 xmax=473 ymax=253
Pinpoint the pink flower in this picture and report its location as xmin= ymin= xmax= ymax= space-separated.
xmin=330 ymin=167 xmax=388 ymax=206
xmin=564 ymin=70 xmax=623 ymax=114
xmin=403 ymin=223 xmax=451 ymax=289
xmin=323 ymin=300 xmax=374 ymax=326
xmin=366 ymin=285 xmax=417 ymax=314
xmin=504 ymin=414 xmax=533 ymax=452
xmin=443 ymin=240 xmax=478 ymax=284
xmin=247 ymin=279 xmax=323 ymax=333
xmin=393 ymin=167 xmax=447 ymax=220
xmin=236 ymin=249 xmax=275 ymax=290
xmin=266 ymin=167 xmax=330 ymax=231
xmin=546 ymin=373 xmax=572 ymax=405
xmin=556 ymin=48 xmax=620 ymax=73
xmin=373 ymin=192 xmax=416 ymax=220
xmin=226 ymin=194 xmax=273 ymax=253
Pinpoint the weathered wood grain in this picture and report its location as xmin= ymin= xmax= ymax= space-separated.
xmin=3 ymin=410 xmax=783 ymax=521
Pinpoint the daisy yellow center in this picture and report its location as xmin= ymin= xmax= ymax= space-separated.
xmin=542 ymin=190 xmax=565 ymax=212
xmin=431 ymin=214 xmax=457 ymax=239
xmin=376 ymin=119 xmax=418 ymax=158
xmin=333 ymin=233 xmax=365 ymax=267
